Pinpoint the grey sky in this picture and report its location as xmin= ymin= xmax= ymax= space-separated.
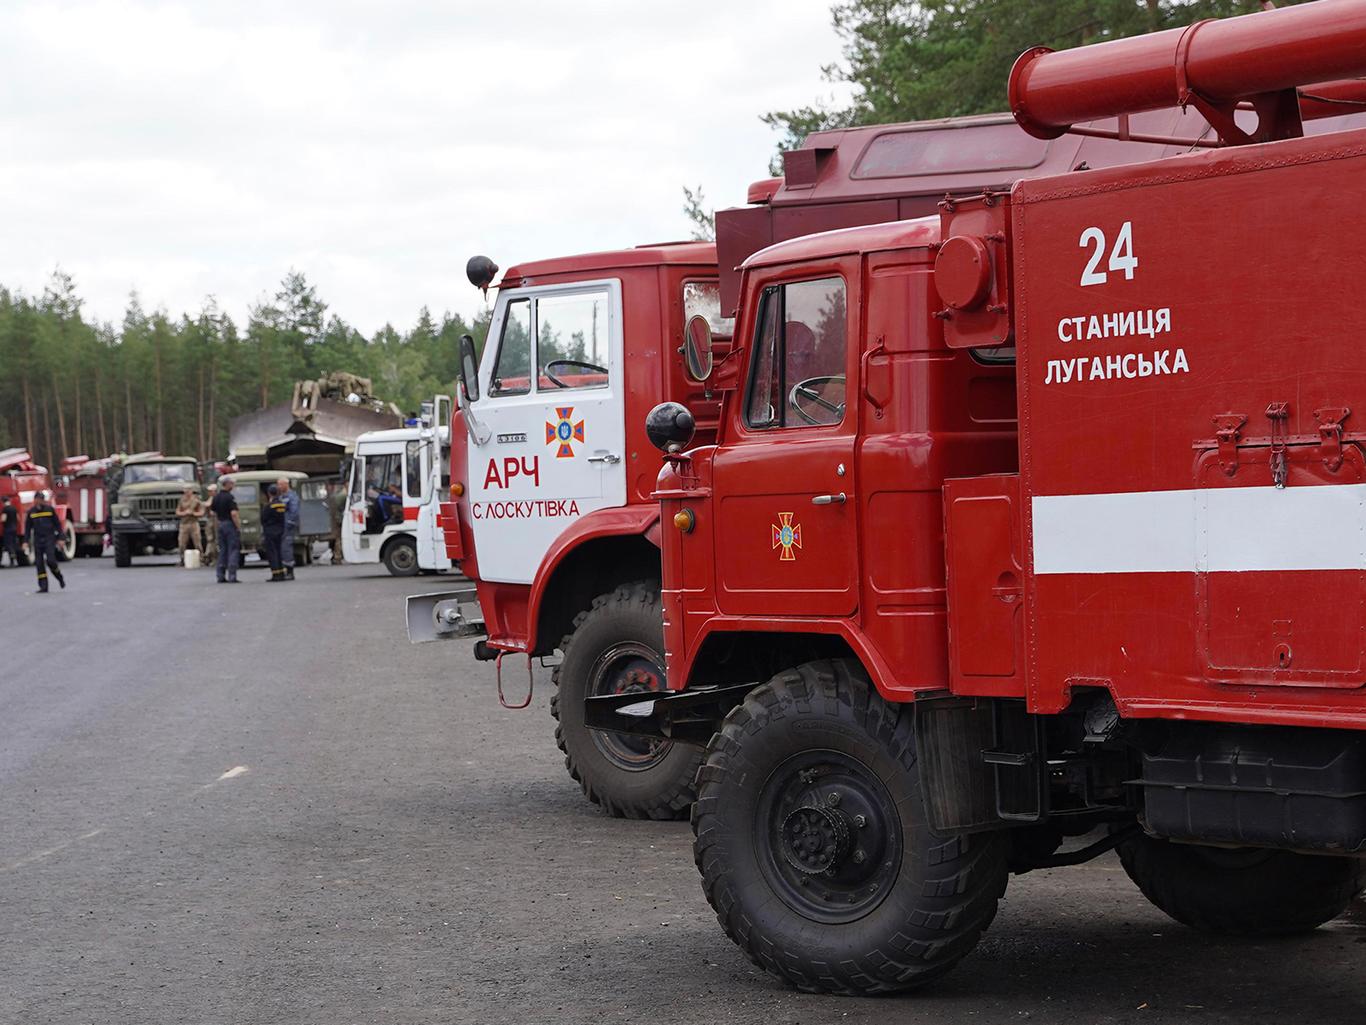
xmin=0 ymin=1 xmax=851 ymax=334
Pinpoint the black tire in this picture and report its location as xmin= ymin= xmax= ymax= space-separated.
xmin=383 ymin=536 xmax=419 ymax=577
xmin=113 ymin=533 xmax=131 ymax=568
xmin=693 ymin=659 xmax=1008 ymax=996
xmin=1118 ymin=834 xmax=1366 ymax=936
xmin=551 ymin=581 xmax=702 ymax=820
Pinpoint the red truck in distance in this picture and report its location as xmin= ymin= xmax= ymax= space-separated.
xmin=0 ymin=449 xmax=76 ymax=563
xmin=596 ymin=0 xmax=1366 ymax=997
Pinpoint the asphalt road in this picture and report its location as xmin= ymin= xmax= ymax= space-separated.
xmin=1 ymin=554 xmax=1362 ymax=1025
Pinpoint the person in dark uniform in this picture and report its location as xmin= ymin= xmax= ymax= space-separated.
xmin=24 ymin=491 xmax=66 ymax=593
xmin=276 ymin=477 xmax=300 ymax=581
xmin=1 ymin=495 xmax=20 ymax=567
xmin=261 ymin=483 xmax=287 ymax=582
xmin=211 ymin=477 xmax=242 ymax=583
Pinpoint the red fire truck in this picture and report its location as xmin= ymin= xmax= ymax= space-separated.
xmin=410 ymin=243 xmax=729 ymax=819
xmin=57 ymin=454 xmax=123 ymax=557
xmin=590 ymin=1 xmax=1366 ymax=997
xmin=0 ymin=449 xmax=76 ymax=563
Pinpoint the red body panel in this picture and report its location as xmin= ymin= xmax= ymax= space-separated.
xmin=1010 ymin=126 xmax=1366 ymax=730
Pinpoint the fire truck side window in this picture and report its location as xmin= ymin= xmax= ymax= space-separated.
xmin=535 ymin=291 xmax=610 ymax=390
xmin=745 ymin=277 xmax=847 ymax=429
xmin=404 ymin=440 xmax=424 ymax=498
xmin=490 ymin=298 xmax=532 ymax=396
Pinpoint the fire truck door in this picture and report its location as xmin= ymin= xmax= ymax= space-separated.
xmin=713 ymin=275 xmax=858 ymax=617
xmin=467 ymin=282 xmax=626 ymax=585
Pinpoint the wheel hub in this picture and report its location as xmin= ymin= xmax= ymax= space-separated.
xmin=780 ymin=804 xmax=851 ymax=875
xmin=756 ymin=751 xmax=903 ymax=924
xmin=587 ymin=642 xmax=672 ymax=771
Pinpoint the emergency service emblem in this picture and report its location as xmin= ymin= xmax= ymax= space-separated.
xmin=771 ymin=512 xmax=802 ymax=561
xmin=546 ymin=407 xmax=586 ymax=459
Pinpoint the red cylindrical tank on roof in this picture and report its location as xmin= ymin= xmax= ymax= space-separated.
xmin=1009 ymin=0 xmax=1366 ymax=139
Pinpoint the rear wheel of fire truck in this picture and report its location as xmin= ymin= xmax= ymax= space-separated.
xmin=1118 ymin=834 xmax=1366 ymax=936
xmin=693 ymin=659 xmax=1008 ymax=996
xmin=551 ymin=581 xmax=701 ymax=820
xmin=382 ymin=536 xmax=418 ymax=577
xmin=113 ymin=533 xmax=132 ymax=568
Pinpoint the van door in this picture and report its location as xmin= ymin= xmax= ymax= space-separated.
xmin=711 ymin=272 xmax=859 ymax=617
xmin=466 ymin=281 xmax=626 ymax=584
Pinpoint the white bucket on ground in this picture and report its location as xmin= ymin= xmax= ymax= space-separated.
xmin=183 ymin=549 xmax=201 ymax=569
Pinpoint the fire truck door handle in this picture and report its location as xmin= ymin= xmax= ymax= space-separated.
xmin=587 ymin=453 xmax=621 ymax=465
xmin=811 ymin=492 xmax=847 ymax=506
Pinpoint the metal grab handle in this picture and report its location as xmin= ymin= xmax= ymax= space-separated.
xmin=588 ymin=453 xmax=622 ymax=464
xmin=811 ymin=492 xmax=847 ymax=506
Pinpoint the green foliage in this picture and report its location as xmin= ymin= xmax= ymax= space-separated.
xmin=765 ymin=0 xmax=1314 ymax=160
xmin=682 ymin=185 xmax=716 ymax=242
xmin=0 ymin=269 xmax=490 ymax=469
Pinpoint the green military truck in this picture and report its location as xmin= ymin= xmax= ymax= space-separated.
xmin=218 ymin=470 xmax=331 ymax=566
xmin=108 ymin=455 xmax=205 ymax=567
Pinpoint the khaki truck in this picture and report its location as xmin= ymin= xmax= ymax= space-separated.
xmin=108 ymin=455 xmax=205 ymax=567
xmin=217 ymin=470 xmax=331 ymax=566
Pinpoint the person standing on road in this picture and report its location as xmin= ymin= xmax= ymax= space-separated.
xmin=277 ymin=477 xmax=300 ymax=581
xmin=1 ymin=495 xmax=20 ymax=568
xmin=202 ymin=484 xmax=219 ymax=567
xmin=261 ymin=483 xmax=287 ymax=582
xmin=175 ymin=486 xmax=205 ymax=566
xmin=211 ymin=478 xmax=241 ymax=584
xmin=24 ymin=491 xmax=66 ymax=593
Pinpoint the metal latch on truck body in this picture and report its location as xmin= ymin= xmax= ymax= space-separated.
xmin=1202 ymin=405 xmax=1353 ymax=483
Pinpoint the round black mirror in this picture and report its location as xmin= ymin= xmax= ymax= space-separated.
xmin=682 ymin=314 xmax=714 ymax=382
xmin=645 ymin=402 xmax=696 ymax=454
xmin=466 ymin=255 xmax=499 ymax=291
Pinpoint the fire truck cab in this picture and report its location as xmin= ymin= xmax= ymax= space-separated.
xmin=343 ymin=410 xmax=453 ymax=577
xmin=409 ymin=242 xmax=726 ymax=820
xmin=605 ymin=2 xmax=1366 ymax=998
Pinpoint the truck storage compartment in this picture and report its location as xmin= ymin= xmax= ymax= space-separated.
xmin=943 ymin=473 xmax=1025 ymax=698
xmin=1137 ymin=721 xmax=1366 ymax=853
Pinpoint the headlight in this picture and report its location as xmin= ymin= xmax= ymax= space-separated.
xmin=115 ymin=505 xmax=132 ymax=518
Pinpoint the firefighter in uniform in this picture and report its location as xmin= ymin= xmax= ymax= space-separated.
xmin=1 ymin=495 xmax=19 ymax=567
xmin=277 ymin=477 xmax=300 ymax=580
xmin=24 ymin=491 xmax=66 ymax=593
xmin=261 ymin=483 xmax=287 ymax=581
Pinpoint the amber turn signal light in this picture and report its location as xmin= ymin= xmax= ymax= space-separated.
xmin=450 ymin=482 xmax=465 ymax=498
xmin=673 ymin=508 xmax=695 ymax=533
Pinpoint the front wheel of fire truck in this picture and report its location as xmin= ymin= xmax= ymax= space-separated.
xmin=693 ymin=659 xmax=1008 ymax=996
xmin=1118 ymin=834 xmax=1366 ymax=936
xmin=551 ymin=582 xmax=702 ymax=820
